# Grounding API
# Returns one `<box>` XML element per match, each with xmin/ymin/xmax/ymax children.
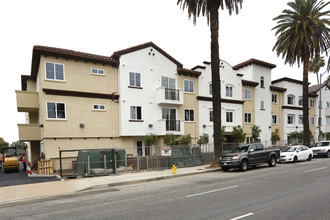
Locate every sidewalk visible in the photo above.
<box><xmin>0</xmin><ymin>165</ymin><xmax>220</xmax><ymax>205</ymax></box>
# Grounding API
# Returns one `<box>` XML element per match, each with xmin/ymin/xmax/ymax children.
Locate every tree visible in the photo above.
<box><xmin>180</xmin><ymin>134</ymin><xmax>192</xmax><ymax>145</ymax></box>
<box><xmin>177</xmin><ymin>0</ymin><xmax>243</xmax><ymax>160</ymax></box>
<box><xmin>10</xmin><ymin>141</ymin><xmax>26</xmax><ymax>149</ymax></box>
<box><xmin>144</xmin><ymin>134</ymin><xmax>157</xmax><ymax>146</ymax></box>
<box><xmin>271</xmin><ymin>128</ymin><xmax>281</xmax><ymax>146</ymax></box>
<box><xmin>221</xmin><ymin>126</ymin><xmax>227</xmax><ymax>143</ymax></box>
<box><xmin>197</xmin><ymin>133</ymin><xmax>209</xmax><ymax>145</ymax></box>
<box><xmin>0</xmin><ymin>137</ymin><xmax>9</xmax><ymax>151</ymax></box>
<box><xmin>309</xmin><ymin>55</ymin><xmax>325</xmax><ymax>84</ymax></box>
<box><xmin>272</xmin><ymin>0</ymin><xmax>330</xmax><ymax>147</ymax></box>
<box><xmin>251</xmin><ymin>125</ymin><xmax>261</xmax><ymax>143</ymax></box>
<box><xmin>231</xmin><ymin>126</ymin><xmax>246</xmax><ymax>143</ymax></box>
<box><xmin>163</xmin><ymin>133</ymin><xmax>176</xmax><ymax>146</ymax></box>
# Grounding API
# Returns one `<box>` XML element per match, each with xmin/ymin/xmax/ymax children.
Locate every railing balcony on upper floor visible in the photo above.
<box><xmin>157</xmin><ymin>87</ymin><xmax>183</xmax><ymax>105</ymax></box>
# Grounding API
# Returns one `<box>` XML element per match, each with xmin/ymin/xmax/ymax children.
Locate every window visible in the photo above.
<box><xmin>130</xmin><ymin>106</ymin><xmax>142</xmax><ymax>120</ymax></box>
<box><xmin>244</xmin><ymin>113</ymin><xmax>251</xmax><ymax>123</ymax></box>
<box><xmin>45</xmin><ymin>62</ymin><xmax>64</xmax><ymax>81</ymax></box>
<box><xmin>272</xmin><ymin>94</ymin><xmax>277</xmax><ymax>103</ymax></box>
<box><xmin>246</xmin><ymin>137</ymin><xmax>252</xmax><ymax>144</ymax></box>
<box><xmin>244</xmin><ymin>89</ymin><xmax>251</xmax><ymax>100</ymax></box>
<box><xmin>326</xmin><ymin>116</ymin><xmax>330</xmax><ymax>125</ymax></box>
<box><xmin>91</xmin><ymin>68</ymin><xmax>104</xmax><ymax>75</ymax></box>
<box><xmin>310</xmin><ymin>99</ymin><xmax>315</xmax><ymax>108</ymax></box>
<box><xmin>298</xmin><ymin>115</ymin><xmax>303</xmax><ymax>124</ymax></box>
<box><xmin>47</xmin><ymin>102</ymin><xmax>66</xmax><ymax>119</ymax></box>
<box><xmin>161</xmin><ymin>76</ymin><xmax>175</xmax><ymax>89</ymax></box>
<box><xmin>327</xmin><ymin>101</ymin><xmax>330</xmax><ymax>108</ymax></box>
<box><xmin>310</xmin><ymin>117</ymin><xmax>315</xmax><ymax>125</ymax></box>
<box><xmin>209</xmin><ymin>83</ymin><xmax>212</xmax><ymax>95</ymax></box>
<box><xmin>93</xmin><ymin>104</ymin><xmax>106</xmax><ymax>111</ymax></box>
<box><xmin>288</xmin><ymin>95</ymin><xmax>294</xmax><ymax>105</ymax></box>
<box><xmin>272</xmin><ymin>115</ymin><xmax>277</xmax><ymax>124</ymax></box>
<box><xmin>226</xmin><ymin>111</ymin><xmax>233</xmax><ymax>123</ymax></box>
<box><xmin>298</xmin><ymin>97</ymin><xmax>303</xmax><ymax>106</ymax></box>
<box><xmin>261</xmin><ymin>101</ymin><xmax>265</xmax><ymax>110</ymax></box>
<box><xmin>210</xmin><ymin>110</ymin><xmax>213</xmax><ymax>122</ymax></box>
<box><xmin>226</xmin><ymin>86</ymin><xmax>233</xmax><ymax>97</ymax></box>
<box><xmin>129</xmin><ymin>72</ymin><xmax>141</xmax><ymax>87</ymax></box>
<box><xmin>184</xmin><ymin>109</ymin><xmax>195</xmax><ymax>122</ymax></box>
<box><xmin>260</xmin><ymin>76</ymin><xmax>265</xmax><ymax>87</ymax></box>
<box><xmin>288</xmin><ymin>115</ymin><xmax>294</xmax><ymax>125</ymax></box>
<box><xmin>184</xmin><ymin>80</ymin><xmax>194</xmax><ymax>93</ymax></box>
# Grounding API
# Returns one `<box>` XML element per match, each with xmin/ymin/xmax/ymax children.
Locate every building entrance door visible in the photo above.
<box><xmin>137</xmin><ymin>141</ymin><xmax>143</xmax><ymax>156</ymax></box>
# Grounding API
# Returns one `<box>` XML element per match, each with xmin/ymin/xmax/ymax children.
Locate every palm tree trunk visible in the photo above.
<box><xmin>209</xmin><ymin>2</ymin><xmax>222</xmax><ymax>160</ymax></box>
<box><xmin>303</xmin><ymin>51</ymin><xmax>310</xmax><ymax>147</ymax></box>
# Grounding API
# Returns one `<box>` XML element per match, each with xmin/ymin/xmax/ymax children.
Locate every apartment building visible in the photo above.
<box><xmin>309</xmin><ymin>83</ymin><xmax>330</xmax><ymax>140</ymax></box>
<box><xmin>271</xmin><ymin>77</ymin><xmax>318</xmax><ymax>142</ymax></box>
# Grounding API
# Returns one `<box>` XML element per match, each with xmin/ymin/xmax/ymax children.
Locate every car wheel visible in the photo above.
<box><xmin>327</xmin><ymin>151</ymin><xmax>330</xmax><ymax>158</ymax></box>
<box><xmin>293</xmin><ymin>156</ymin><xmax>298</xmax><ymax>163</ymax></box>
<box><xmin>268</xmin><ymin>156</ymin><xmax>277</xmax><ymax>167</ymax></box>
<box><xmin>222</xmin><ymin>167</ymin><xmax>229</xmax><ymax>172</ymax></box>
<box><xmin>307</xmin><ymin>154</ymin><xmax>312</xmax><ymax>161</ymax></box>
<box><xmin>240</xmin><ymin>160</ymin><xmax>248</xmax><ymax>172</ymax></box>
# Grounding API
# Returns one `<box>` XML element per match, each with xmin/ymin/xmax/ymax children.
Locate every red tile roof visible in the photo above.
<box><xmin>177</xmin><ymin>68</ymin><xmax>201</xmax><ymax>78</ymax></box>
<box><xmin>233</xmin><ymin>58</ymin><xmax>276</xmax><ymax>70</ymax></box>
<box><xmin>111</xmin><ymin>42</ymin><xmax>183</xmax><ymax>68</ymax></box>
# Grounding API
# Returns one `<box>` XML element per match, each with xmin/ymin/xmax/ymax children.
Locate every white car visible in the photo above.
<box><xmin>312</xmin><ymin>141</ymin><xmax>330</xmax><ymax>158</ymax></box>
<box><xmin>278</xmin><ymin>145</ymin><xmax>313</xmax><ymax>163</ymax></box>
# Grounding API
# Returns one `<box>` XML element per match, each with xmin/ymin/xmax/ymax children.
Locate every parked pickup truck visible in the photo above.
<box><xmin>219</xmin><ymin>143</ymin><xmax>280</xmax><ymax>172</ymax></box>
<box><xmin>312</xmin><ymin>141</ymin><xmax>330</xmax><ymax>158</ymax></box>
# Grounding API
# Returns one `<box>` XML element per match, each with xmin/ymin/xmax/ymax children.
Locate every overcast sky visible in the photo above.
<box><xmin>1</xmin><ymin>0</ymin><xmax>328</xmax><ymax>144</ymax></box>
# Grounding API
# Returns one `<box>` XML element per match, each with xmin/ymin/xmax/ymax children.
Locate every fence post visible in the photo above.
<box><xmin>114</xmin><ymin>154</ymin><xmax>117</xmax><ymax>174</ymax></box>
<box><xmin>125</xmin><ymin>153</ymin><xmax>128</xmax><ymax>173</ymax></box>
<box><xmin>137</xmin><ymin>156</ymin><xmax>140</xmax><ymax>171</ymax></box>
<box><xmin>59</xmin><ymin>150</ymin><xmax>62</xmax><ymax>178</ymax></box>
<box><xmin>104</xmin><ymin>155</ymin><xmax>107</xmax><ymax>174</ymax></box>
<box><xmin>147</xmin><ymin>156</ymin><xmax>149</xmax><ymax>171</ymax></box>
<box><xmin>87</xmin><ymin>155</ymin><xmax>90</xmax><ymax>175</ymax></box>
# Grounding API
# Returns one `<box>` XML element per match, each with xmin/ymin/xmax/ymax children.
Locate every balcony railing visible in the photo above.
<box><xmin>165</xmin><ymin>88</ymin><xmax>179</xmax><ymax>101</ymax></box>
<box><xmin>16</xmin><ymin>90</ymin><xmax>39</xmax><ymax>112</ymax></box>
<box><xmin>166</xmin><ymin>120</ymin><xmax>181</xmax><ymax>131</ymax></box>
<box><xmin>17</xmin><ymin>124</ymin><xmax>41</xmax><ymax>141</ymax></box>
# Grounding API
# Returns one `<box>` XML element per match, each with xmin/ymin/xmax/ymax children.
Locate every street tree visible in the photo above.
<box><xmin>231</xmin><ymin>126</ymin><xmax>246</xmax><ymax>143</ymax></box>
<box><xmin>251</xmin><ymin>125</ymin><xmax>261</xmax><ymax>143</ymax></box>
<box><xmin>271</xmin><ymin>128</ymin><xmax>281</xmax><ymax>146</ymax></box>
<box><xmin>272</xmin><ymin>0</ymin><xmax>330</xmax><ymax>147</ymax></box>
<box><xmin>0</xmin><ymin>137</ymin><xmax>9</xmax><ymax>151</ymax></box>
<box><xmin>177</xmin><ymin>0</ymin><xmax>243</xmax><ymax>160</ymax></box>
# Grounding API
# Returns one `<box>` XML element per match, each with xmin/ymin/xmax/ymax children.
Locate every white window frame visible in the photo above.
<box><xmin>272</xmin><ymin>115</ymin><xmax>277</xmax><ymax>124</ymax></box>
<box><xmin>45</xmin><ymin>62</ymin><xmax>65</xmax><ymax>81</ymax></box>
<box><xmin>298</xmin><ymin>97</ymin><xmax>303</xmax><ymax>106</ymax></box>
<box><xmin>298</xmin><ymin>115</ymin><xmax>303</xmax><ymax>124</ymax></box>
<box><xmin>92</xmin><ymin>104</ymin><xmax>106</xmax><ymax>111</ymax></box>
<box><xmin>310</xmin><ymin>99</ymin><xmax>315</xmax><ymax>108</ymax></box>
<box><xmin>226</xmin><ymin>111</ymin><xmax>234</xmax><ymax>123</ymax></box>
<box><xmin>91</xmin><ymin>68</ymin><xmax>105</xmax><ymax>75</ymax></box>
<box><xmin>288</xmin><ymin>95</ymin><xmax>294</xmax><ymax>105</ymax></box>
<box><xmin>272</xmin><ymin>94</ymin><xmax>277</xmax><ymax>103</ymax></box>
<box><xmin>326</xmin><ymin>116</ymin><xmax>330</xmax><ymax>125</ymax></box>
<box><xmin>210</xmin><ymin>110</ymin><xmax>213</xmax><ymax>122</ymax></box>
<box><xmin>129</xmin><ymin>72</ymin><xmax>141</xmax><ymax>87</ymax></box>
<box><xmin>244</xmin><ymin>113</ymin><xmax>252</xmax><ymax>123</ymax></box>
<box><xmin>288</xmin><ymin>114</ymin><xmax>294</xmax><ymax>125</ymax></box>
<box><xmin>261</xmin><ymin>101</ymin><xmax>265</xmax><ymax>110</ymax></box>
<box><xmin>46</xmin><ymin>102</ymin><xmax>66</xmax><ymax>120</ymax></box>
<box><xmin>184</xmin><ymin>109</ymin><xmax>195</xmax><ymax>122</ymax></box>
<box><xmin>209</xmin><ymin>83</ymin><xmax>212</xmax><ymax>95</ymax></box>
<box><xmin>226</xmin><ymin>85</ymin><xmax>233</xmax><ymax>98</ymax></box>
<box><xmin>130</xmin><ymin>106</ymin><xmax>142</xmax><ymax>120</ymax></box>
<box><xmin>244</xmin><ymin>89</ymin><xmax>251</xmax><ymax>100</ymax></box>
<box><xmin>310</xmin><ymin>117</ymin><xmax>315</xmax><ymax>125</ymax></box>
<box><xmin>184</xmin><ymin>79</ymin><xmax>194</xmax><ymax>93</ymax></box>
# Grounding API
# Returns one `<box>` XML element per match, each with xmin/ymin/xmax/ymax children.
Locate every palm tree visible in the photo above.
<box><xmin>177</xmin><ymin>0</ymin><xmax>243</xmax><ymax>160</ymax></box>
<box><xmin>272</xmin><ymin>0</ymin><xmax>330</xmax><ymax>147</ymax></box>
<box><xmin>309</xmin><ymin>55</ymin><xmax>325</xmax><ymax>85</ymax></box>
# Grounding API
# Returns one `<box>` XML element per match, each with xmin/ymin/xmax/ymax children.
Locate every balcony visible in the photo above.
<box><xmin>16</xmin><ymin>91</ymin><xmax>39</xmax><ymax>112</ymax></box>
<box><xmin>18</xmin><ymin>124</ymin><xmax>41</xmax><ymax>141</ymax></box>
<box><xmin>156</xmin><ymin>119</ymin><xmax>184</xmax><ymax>135</ymax></box>
<box><xmin>157</xmin><ymin>87</ymin><xmax>183</xmax><ymax>105</ymax></box>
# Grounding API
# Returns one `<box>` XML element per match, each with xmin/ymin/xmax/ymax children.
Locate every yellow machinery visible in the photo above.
<box><xmin>2</xmin><ymin>147</ymin><xmax>19</xmax><ymax>173</ymax></box>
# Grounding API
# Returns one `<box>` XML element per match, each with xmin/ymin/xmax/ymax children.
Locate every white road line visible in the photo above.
<box><xmin>230</xmin><ymin>213</ymin><xmax>254</xmax><ymax>220</ymax></box>
<box><xmin>186</xmin><ymin>185</ymin><xmax>237</xmax><ymax>198</ymax></box>
<box><xmin>304</xmin><ymin>167</ymin><xmax>327</xmax><ymax>173</ymax></box>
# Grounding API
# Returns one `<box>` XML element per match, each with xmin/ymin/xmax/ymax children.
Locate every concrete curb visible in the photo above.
<box><xmin>82</xmin><ymin>168</ymin><xmax>221</xmax><ymax>191</ymax></box>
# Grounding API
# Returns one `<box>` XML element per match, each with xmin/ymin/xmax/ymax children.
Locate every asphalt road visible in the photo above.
<box><xmin>0</xmin><ymin>161</ymin><xmax>59</xmax><ymax>187</ymax></box>
<box><xmin>1</xmin><ymin>158</ymin><xmax>330</xmax><ymax>220</ymax></box>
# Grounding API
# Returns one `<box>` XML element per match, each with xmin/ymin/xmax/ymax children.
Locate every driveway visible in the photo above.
<box><xmin>0</xmin><ymin>161</ymin><xmax>59</xmax><ymax>187</ymax></box>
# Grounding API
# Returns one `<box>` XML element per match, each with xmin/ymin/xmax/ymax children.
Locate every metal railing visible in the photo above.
<box><xmin>166</xmin><ymin>120</ymin><xmax>180</xmax><ymax>131</ymax></box>
<box><xmin>165</xmin><ymin>88</ymin><xmax>179</xmax><ymax>101</ymax></box>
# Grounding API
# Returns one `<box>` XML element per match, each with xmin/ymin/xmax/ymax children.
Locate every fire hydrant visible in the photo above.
<box><xmin>172</xmin><ymin>165</ymin><xmax>177</xmax><ymax>174</ymax></box>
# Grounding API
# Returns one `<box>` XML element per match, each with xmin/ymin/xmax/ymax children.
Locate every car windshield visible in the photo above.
<box><xmin>231</xmin><ymin>145</ymin><xmax>249</xmax><ymax>153</ymax></box>
<box><xmin>282</xmin><ymin>147</ymin><xmax>296</xmax><ymax>152</ymax></box>
<box><xmin>314</xmin><ymin>142</ymin><xmax>330</xmax><ymax>147</ymax></box>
